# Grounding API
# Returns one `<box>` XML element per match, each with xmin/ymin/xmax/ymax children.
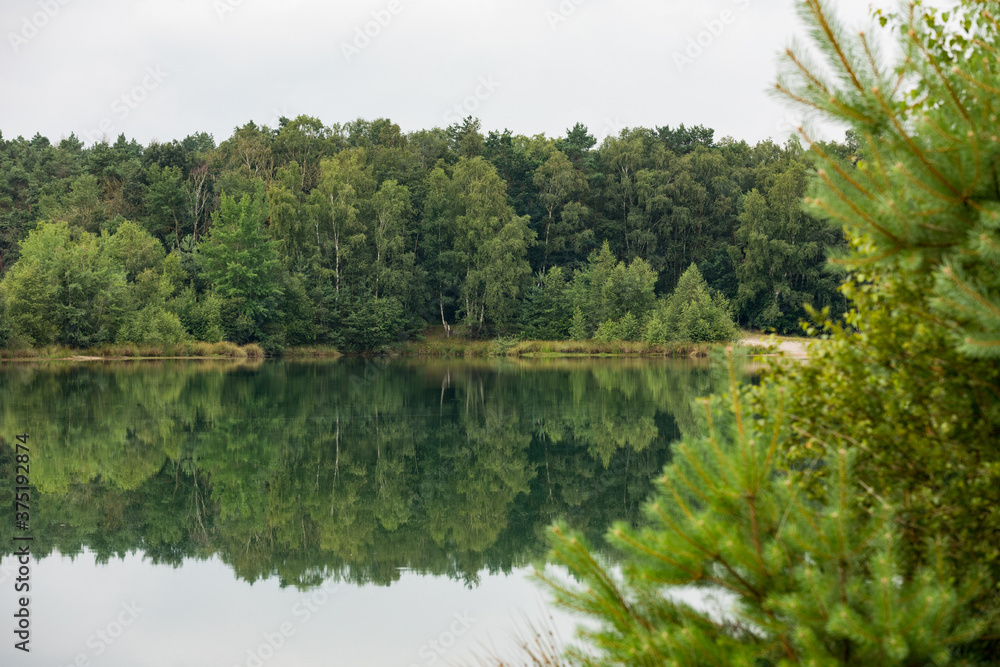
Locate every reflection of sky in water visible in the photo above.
<box><xmin>0</xmin><ymin>551</ymin><xmax>578</xmax><ymax>667</ymax></box>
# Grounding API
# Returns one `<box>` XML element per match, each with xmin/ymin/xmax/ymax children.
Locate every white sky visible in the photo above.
<box><xmin>0</xmin><ymin>0</ymin><xmax>889</xmax><ymax>146</ymax></box>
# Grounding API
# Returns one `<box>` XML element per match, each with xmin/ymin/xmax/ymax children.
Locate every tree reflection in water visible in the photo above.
<box><xmin>0</xmin><ymin>357</ymin><xmax>739</xmax><ymax>589</ymax></box>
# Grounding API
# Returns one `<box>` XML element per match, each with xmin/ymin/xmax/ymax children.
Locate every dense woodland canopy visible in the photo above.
<box><xmin>0</xmin><ymin>118</ymin><xmax>850</xmax><ymax>351</ymax></box>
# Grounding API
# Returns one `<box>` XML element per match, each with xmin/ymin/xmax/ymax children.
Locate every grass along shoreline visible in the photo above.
<box><xmin>0</xmin><ymin>331</ymin><xmax>796</xmax><ymax>361</ymax></box>
<box><xmin>0</xmin><ymin>341</ymin><xmax>268</xmax><ymax>361</ymax></box>
<box><xmin>396</xmin><ymin>337</ymin><xmax>745</xmax><ymax>358</ymax></box>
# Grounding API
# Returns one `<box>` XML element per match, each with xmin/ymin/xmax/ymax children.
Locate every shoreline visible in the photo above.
<box><xmin>0</xmin><ymin>333</ymin><xmax>805</xmax><ymax>362</ymax></box>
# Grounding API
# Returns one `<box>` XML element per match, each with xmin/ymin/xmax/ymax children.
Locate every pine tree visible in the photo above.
<box><xmin>777</xmin><ymin>0</ymin><xmax>1000</xmax><ymax>357</ymax></box>
<box><xmin>569</xmin><ymin>306</ymin><xmax>589</xmax><ymax>341</ymax></box>
<box><xmin>645</xmin><ymin>264</ymin><xmax>737</xmax><ymax>343</ymax></box>
<box><xmin>758</xmin><ymin>0</ymin><xmax>1000</xmax><ymax>626</ymax></box>
<box><xmin>520</xmin><ymin>266</ymin><xmax>572</xmax><ymax>340</ymax></box>
<box><xmin>536</xmin><ymin>358</ymin><xmax>988</xmax><ymax>665</ymax></box>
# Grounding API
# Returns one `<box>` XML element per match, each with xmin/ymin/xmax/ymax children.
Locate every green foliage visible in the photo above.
<box><xmin>310</xmin><ymin>147</ymin><xmax>374</xmax><ymax>297</ymax></box>
<box><xmin>336</xmin><ymin>295</ymin><xmax>407</xmax><ymax>353</ymax></box>
<box><xmin>538</xmin><ymin>369</ymin><xmax>988</xmax><ymax>665</ymax></box>
<box><xmin>779</xmin><ymin>0</ymin><xmax>1000</xmax><ymax>356</ymax></box>
<box><xmin>520</xmin><ymin>267</ymin><xmax>571</xmax><ymax>340</ymax></box>
<box><xmin>728</xmin><ymin>174</ymin><xmax>841</xmax><ymax>333</ymax></box>
<box><xmin>764</xmin><ymin>272</ymin><xmax>1000</xmax><ymax>576</ymax></box>
<box><xmin>199</xmin><ymin>183</ymin><xmax>282</xmax><ymax>344</ymax></box>
<box><xmin>102</xmin><ymin>220</ymin><xmax>166</xmax><ymax>281</ymax></box>
<box><xmin>144</xmin><ymin>164</ymin><xmax>189</xmax><ymax>248</ymax></box>
<box><xmin>450</xmin><ymin>157</ymin><xmax>536</xmax><ymax>334</ymax></box>
<box><xmin>617</xmin><ymin>311</ymin><xmax>641</xmax><ymax>341</ymax></box>
<box><xmin>533</xmin><ymin>149</ymin><xmax>592</xmax><ymax>271</ymax></box>
<box><xmin>274</xmin><ymin>271</ymin><xmax>317</xmax><ymax>347</ymax></box>
<box><xmin>0</xmin><ymin>108</ymin><xmax>851</xmax><ymax>352</ymax></box>
<box><xmin>763</xmin><ymin>0</ymin><xmax>1000</xmax><ymax>586</ymax></box>
<box><xmin>594</xmin><ymin>312</ymin><xmax>643</xmax><ymax>342</ymax></box>
<box><xmin>488</xmin><ymin>335</ymin><xmax>519</xmax><ymax>357</ymax></box>
<box><xmin>172</xmin><ymin>287</ymin><xmax>224</xmax><ymax>343</ymax></box>
<box><xmin>0</xmin><ymin>294</ymin><xmax>7</xmax><ymax>348</ymax></box>
<box><xmin>644</xmin><ymin>264</ymin><xmax>737</xmax><ymax>343</ymax></box>
<box><xmin>641</xmin><ymin>308</ymin><xmax>671</xmax><ymax>345</ymax></box>
<box><xmin>569</xmin><ymin>242</ymin><xmax>659</xmax><ymax>338</ymax></box>
<box><xmin>568</xmin><ymin>306</ymin><xmax>589</xmax><ymax>341</ymax></box>
<box><xmin>116</xmin><ymin>305</ymin><xmax>189</xmax><ymax>345</ymax></box>
<box><xmin>0</xmin><ymin>258</ymin><xmax>56</xmax><ymax>347</ymax></box>
<box><xmin>0</xmin><ymin>221</ymin><xmax>129</xmax><ymax>347</ymax></box>
<box><xmin>368</xmin><ymin>179</ymin><xmax>416</xmax><ymax>301</ymax></box>
<box><xmin>591</xmin><ymin>318</ymin><xmax>620</xmax><ymax>342</ymax></box>
<box><xmin>731</xmin><ymin>263</ymin><xmax>1000</xmax><ymax>658</ymax></box>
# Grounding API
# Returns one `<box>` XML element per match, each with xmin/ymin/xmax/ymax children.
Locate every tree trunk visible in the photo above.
<box><xmin>440</xmin><ymin>298</ymin><xmax>451</xmax><ymax>338</ymax></box>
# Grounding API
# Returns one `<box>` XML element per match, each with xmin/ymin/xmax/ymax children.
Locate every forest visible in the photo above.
<box><xmin>4</xmin><ymin>0</ymin><xmax>1000</xmax><ymax>663</ymax></box>
<box><xmin>0</xmin><ymin>117</ymin><xmax>850</xmax><ymax>352</ymax></box>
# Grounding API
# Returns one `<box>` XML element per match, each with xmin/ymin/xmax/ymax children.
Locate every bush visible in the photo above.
<box><xmin>242</xmin><ymin>343</ymin><xmax>266</xmax><ymax>359</ymax></box>
<box><xmin>116</xmin><ymin>306</ymin><xmax>189</xmax><ymax>345</ymax></box>
<box><xmin>617</xmin><ymin>311</ymin><xmax>641</xmax><ymax>341</ymax></box>
<box><xmin>488</xmin><ymin>336</ymin><xmax>519</xmax><ymax>357</ymax></box>
<box><xmin>336</xmin><ymin>295</ymin><xmax>407</xmax><ymax>353</ymax></box>
<box><xmin>591</xmin><ymin>318</ymin><xmax>620</xmax><ymax>342</ymax></box>
<box><xmin>173</xmin><ymin>287</ymin><xmax>225</xmax><ymax>343</ymax></box>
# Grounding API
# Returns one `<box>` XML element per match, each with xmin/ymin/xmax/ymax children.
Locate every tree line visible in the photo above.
<box><xmin>0</xmin><ymin>117</ymin><xmax>850</xmax><ymax>351</ymax></box>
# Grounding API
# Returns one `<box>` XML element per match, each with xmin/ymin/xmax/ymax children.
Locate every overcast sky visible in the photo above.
<box><xmin>0</xmin><ymin>0</ymin><xmax>884</xmax><ymax>147</ymax></box>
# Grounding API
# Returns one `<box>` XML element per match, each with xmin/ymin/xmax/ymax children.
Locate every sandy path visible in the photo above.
<box><xmin>742</xmin><ymin>335</ymin><xmax>810</xmax><ymax>358</ymax></box>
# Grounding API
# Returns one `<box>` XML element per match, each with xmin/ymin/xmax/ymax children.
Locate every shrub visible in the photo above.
<box><xmin>591</xmin><ymin>318</ymin><xmax>620</xmax><ymax>342</ymax></box>
<box><xmin>116</xmin><ymin>306</ymin><xmax>189</xmax><ymax>345</ymax></box>
<box><xmin>173</xmin><ymin>287</ymin><xmax>225</xmax><ymax>343</ymax></box>
<box><xmin>242</xmin><ymin>343</ymin><xmax>266</xmax><ymax>359</ymax></box>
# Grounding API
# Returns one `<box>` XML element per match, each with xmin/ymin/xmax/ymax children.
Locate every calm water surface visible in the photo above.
<box><xmin>0</xmin><ymin>358</ymin><xmax>733</xmax><ymax>667</ymax></box>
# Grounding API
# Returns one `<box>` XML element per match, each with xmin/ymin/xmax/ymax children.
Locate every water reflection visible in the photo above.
<box><xmin>0</xmin><ymin>358</ymin><xmax>735</xmax><ymax>590</ymax></box>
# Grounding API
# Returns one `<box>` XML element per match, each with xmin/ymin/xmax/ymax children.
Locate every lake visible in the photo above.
<box><xmin>0</xmin><ymin>358</ymin><xmax>734</xmax><ymax>666</ymax></box>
